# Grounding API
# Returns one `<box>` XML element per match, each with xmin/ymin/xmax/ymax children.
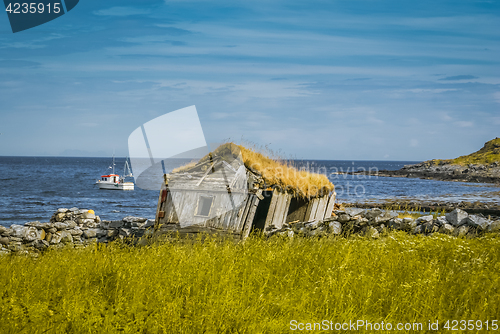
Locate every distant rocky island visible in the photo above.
<box><xmin>350</xmin><ymin>138</ymin><xmax>500</xmax><ymax>184</ymax></box>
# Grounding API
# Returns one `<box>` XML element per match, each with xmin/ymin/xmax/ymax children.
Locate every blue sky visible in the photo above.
<box><xmin>0</xmin><ymin>0</ymin><xmax>499</xmax><ymax>160</ymax></box>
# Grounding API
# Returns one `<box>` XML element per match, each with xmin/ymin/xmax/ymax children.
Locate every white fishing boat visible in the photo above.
<box><xmin>96</xmin><ymin>156</ymin><xmax>134</xmax><ymax>190</ymax></box>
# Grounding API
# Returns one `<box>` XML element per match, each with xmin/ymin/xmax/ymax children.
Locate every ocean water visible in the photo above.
<box><xmin>0</xmin><ymin>157</ymin><xmax>499</xmax><ymax>227</ymax></box>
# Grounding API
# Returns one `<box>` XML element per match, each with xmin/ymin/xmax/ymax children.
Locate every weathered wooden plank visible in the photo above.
<box><xmin>242</xmin><ymin>195</ymin><xmax>259</xmax><ymax>239</ymax></box>
<box><xmin>314</xmin><ymin>195</ymin><xmax>328</xmax><ymax>220</ymax></box>
<box><xmin>274</xmin><ymin>193</ymin><xmax>291</xmax><ymax>229</ymax></box>
<box><xmin>154</xmin><ymin>186</ymin><xmax>165</xmax><ymax>228</ymax></box>
<box><xmin>166</xmin><ymin>191</ymin><xmax>179</xmax><ymax>223</ymax></box>
<box><xmin>324</xmin><ymin>192</ymin><xmax>336</xmax><ymax>219</ymax></box>
<box><xmin>195</xmin><ymin>161</ymin><xmax>217</xmax><ymax>186</ymax></box>
<box><xmin>236</xmin><ymin>195</ymin><xmax>253</xmax><ymax>233</ymax></box>
<box><xmin>263</xmin><ymin>188</ymin><xmax>279</xmax><ymax>230</ymax></box>
<box><xmin>304</xmin><ymin>198</ymin><xmax>319</xmax><ymax>221</ymax></box>
<box><xmin>229</xmin><ymin>205</ymin><xmax>240</xmax><ymax>231</ymax></box>
<box><xmin>283</xmin><ymin>193</ymin><xmax>292</xmax><ymax>222</ymax></box>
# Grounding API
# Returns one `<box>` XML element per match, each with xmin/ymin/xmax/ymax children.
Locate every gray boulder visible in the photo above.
<box><xmin>83</xmin><ymin>229</ymin><xmax>98</xmax><ymax>239</ymax></box>
<box><xmin>109</xmin><ymin>221</ymin><xmax>124</xmax><ymax>229</ymax></box>
<box><xmin>305</xmin><ymin>220</ymin><xmax>322</xmax><ymax>230</ymax></box>
<box><xmin>439</xmin><ymin>224</ymin><xmax>455</xmax><ymax>234</ymax></box>
<box><xmin>25</xmin><ymin>221</ymin><xmax>44</xmax><ymax>228</ymax></box>
<box><xmin>34</xmin><ymin>239</ymin><xmax>49</xmax><ymax>250</ymax></box>
<box><xmin>423</xmin><ymin>222</ymin><xmax>438</xmax><ymax>234</ymax></box>
<box><xmin>465</xmin><ymin>215</ymin><xmax>491</xmax><ymax>230</ymax></box>
<box><xmin>364</xmin><ymin>208</ymin><xmax>383</xmax><ymax>220</ymax></box>
<box><xmin>0</xmin><ymin>236</ymin><xmax>9</xmax><ymax>246</ymax></box>
<box><xmin>119</xmin><ymin>228</ymin><xmax>132</xmax><ymax>237</ymax></box>
<box><xmin>434</xmin><ymin>216</ymin><xmax>447</xmax><ymax>227</ymax></box>
<box><xmin>10</xmin><ymin>224</ymin><xmax>27</xmax><ymax>238</ymax></box>
<box><xmin>363</xmin><ymin>226</ymin><xmax>379</xmax><ymax>238</ymax></box>
<box><xmin>488</xmin><ymin>220</ymin><xmax>500</xmax><ymax>232</ymax></box>
<box><xmin>402</xmin><ymin>218</ymin><xmax>417</xmax><ymax>231</ymax></box>
<box><xmin>142</xmin><ymin>219</ymin><xmax>155</xmax><ymax>229</ymax></box>
<box><xmin>96</xmin><ymin>229</ymin><xmax>108</xmax><ymax>238</ymax></box>
<box><xmin>373</xmin><ymin>213</ymin><xmax>392</xmax><ymax>225</ymax></box>
<box><xmin>82</xmin><ymin>211</ymin><xmax>96</xmax><ymax>220</ymax></box>
<box><xmin>54</xmin><ymin>222</ymin><xmax>69</xmax><ymax>230</ymax></box>
<box><xmin>328</xmin><ymin>221</ymin><xmax>342</xmax><ymax>235</ymax></box>
<box><xmin>446</xmin><ymin>209</ymin><xmax>469</xmax><ymax>227</ymax></box>
<box><xmin>69</xmin><ymin>228</ymin><xmax>83</xmax><ymax>236</ymax></box>
<box><xmin>387</xmin><ymin>218</ymin><xmax>402</xmax><ymax>230</ymax></box>
<box><xmin>454</xmin><ymin>225</ymin><xmax>469</xmax><ymax>237</ymax></box>
<box><xmin>65</xmin><ymin>220</ymin><xmax>77</xmax><ymax>229</ymax></box>
<box><xmin>344</xmin><ymin>208</ymin><xmax>365</xmax><ymax>217</ymax></box>
<box><xmin>337</xmin><ymin>214</ymin><xmax>351</xmax><ymax>223</ymax></box>
<box><xmin>416</xmin><ymin>215</ymin><xmax>434</xmax><ymax>224</ymax></box>
<box><xmin>122</xmin><ymin>216</ymin><xmax>147</xmax><ymax>224</ymax></box>
<box><xmin>413</xmin><ymin>225</ymin><xmax>423</xmax><ymax>234</ymax></box>
<box><xmin>49</xmin><ymin>232</ymin><xmax>63</xmax><ymax>244</ymax></box>
<box><xmin>60</xmin><ymin>231</ymin><xmax>73</xmax><ymax>243</ymax></box>
<box><xmin>23</xmin><ymin>226</ymin><xmax>44</xmax><ymax>242</ymax></box>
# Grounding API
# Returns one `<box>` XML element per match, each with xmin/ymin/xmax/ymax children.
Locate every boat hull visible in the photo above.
<box><xmin>97</xmin><ymin>182</ymin><xmax>134</xmax><ymax>190</ymax></box>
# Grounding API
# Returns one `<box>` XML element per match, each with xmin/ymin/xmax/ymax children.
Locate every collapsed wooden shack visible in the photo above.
<box><xmin>154</xmin><ymin>144</ymin><xmax>336</xmax><ymax>239</ymax></box>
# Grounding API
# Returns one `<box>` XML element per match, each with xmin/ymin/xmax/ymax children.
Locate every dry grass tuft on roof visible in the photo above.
<box><xmin>172</xmin><ymin>143</ymin><xmax>334</xmax><ymax>198</ymax></box>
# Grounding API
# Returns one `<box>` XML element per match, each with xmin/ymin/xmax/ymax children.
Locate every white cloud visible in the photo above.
<box><xmin>455</xmin><ymin>121</ymin><xmax>474</xmax><ymax>128</ymax></box>
<box><xmin>410</xmin><ymin>139</ymin><xmax>419</xmax><ymax>147</ymax></box>
<box><xmin>440</xmin><ymin>113</ymin><xmax>453</xmax><ymax>121</ymax></box>
<box><xmin>93</xmin><ymin>7</ymin><xmax>151</xmax><ymax>16</ymax></box>
<box><xmin>494</xmin><ymin>92</ymin><xmax>500</xmax><ymax>104</ymax></box>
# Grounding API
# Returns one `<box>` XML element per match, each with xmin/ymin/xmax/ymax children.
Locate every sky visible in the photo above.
<box><xmin>0</xmin><ymin>0</ymin><xmax>499</xmax><ymax>160</ymax></box>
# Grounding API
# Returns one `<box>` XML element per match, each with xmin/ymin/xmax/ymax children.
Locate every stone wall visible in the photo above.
<box><xmin>265</xmin><ymin>208</ymin><xmax>500</xmax><ymax>239</ymax></box>
<box><xmin>2</xmin><ymin>206</ymin><xmax>499</xmax><ymax>255</ymax></box>
<box><xmin>0</xmin><ymin>208</ymin><xmax>154</xmax><ymax>255</ymax></box>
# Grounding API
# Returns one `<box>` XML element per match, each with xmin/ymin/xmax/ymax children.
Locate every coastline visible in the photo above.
<box><xmin>344</xmin><ymin>162</ymin><xmax>500</xmax><ymax>184</ymax></box>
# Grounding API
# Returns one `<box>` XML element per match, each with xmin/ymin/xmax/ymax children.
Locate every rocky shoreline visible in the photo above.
<box><xmin>347</xmin><ymin>161</ymin><xmax>500</xmax><ymax>184</ymax></box>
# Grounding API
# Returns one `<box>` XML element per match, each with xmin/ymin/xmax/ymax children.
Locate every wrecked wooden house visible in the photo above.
<box><xmin>154</xmin><ymin>144</ymin><xmax>336</xmax><ymax>239</ymax></box>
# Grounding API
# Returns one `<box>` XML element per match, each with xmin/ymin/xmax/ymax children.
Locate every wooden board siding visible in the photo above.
<box><xmin>272</xmin><ymin>193</ymin><xmax>288</xmax><ymax>229</ymax></box>
<box><xmin>324</xmin><ymin>192</ymin><xmax>336</xmax><ymax>219</ymax></box>
<box><xmin>314</xmin><ymin>195</ymin><xmax>328</xmax><ymax>220</ymax></box>
<box><xmin>263</xmin><ymin>188</ymin><xmax>279</xmax><ymax>230</ymax></box>
<box><xmin>236</xmin><ymin>195</ymin><xmax>253</xmax><ymax>232</ymax></box>
<box><xmin>154</xmin><ymin>187</ymin><xmax>165</xmax><ymax>228</ymax></box>
<box><xmin>304</xmin><ymin>198</ymin><xmax>319</xmax><ymax>222</ymax></box>
<box><xmin>242</xmin><ymin>195</ymin><xmax>259</xmax><ymax>239</ymax></box>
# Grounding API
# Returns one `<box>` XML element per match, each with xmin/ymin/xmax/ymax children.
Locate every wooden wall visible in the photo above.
<box><xmin>155</xmin><ymin>184</ymin><xmax>336</xmax><ymax>239</ymax></box>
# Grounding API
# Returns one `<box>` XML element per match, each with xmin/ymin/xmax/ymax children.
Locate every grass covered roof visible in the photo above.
<box><xmin>172</xmin><ymin>143</ymin><xmax>334</xmax><ymax>198</ymax></box>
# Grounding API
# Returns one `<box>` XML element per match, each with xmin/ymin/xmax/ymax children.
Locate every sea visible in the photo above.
<box><xmin>1</xmin><ymin>157</ymin><xmax>499</xmax><ymax>227</ymax></box>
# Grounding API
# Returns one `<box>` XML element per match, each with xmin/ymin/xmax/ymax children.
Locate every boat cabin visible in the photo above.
<box><xmin>101</xmin><ymin>174</ymin><xmax>119</xmax><ymax>183</ymax></box>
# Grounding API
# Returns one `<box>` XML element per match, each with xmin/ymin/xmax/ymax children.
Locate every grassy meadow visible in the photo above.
<box><xmin>1</xmin><ymin>232</ymin><xmax>499</xmax><ymax>333</ymax></box>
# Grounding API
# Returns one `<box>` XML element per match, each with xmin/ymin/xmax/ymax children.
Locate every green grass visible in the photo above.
<box><xmin>1</xmin><ymin>233</ymin><xmax>499</xmax><ymax>333</ymax></box>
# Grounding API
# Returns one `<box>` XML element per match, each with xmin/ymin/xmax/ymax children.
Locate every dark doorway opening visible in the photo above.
<box><xmin>286</xmin><ymin>196</ymin><xmax>309</xmax><ymax>223</ymax></box>
<box><xmin>251</xmin><ymin>191</ymin><xmax>273</xmax><ymax>231</ymax></box>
